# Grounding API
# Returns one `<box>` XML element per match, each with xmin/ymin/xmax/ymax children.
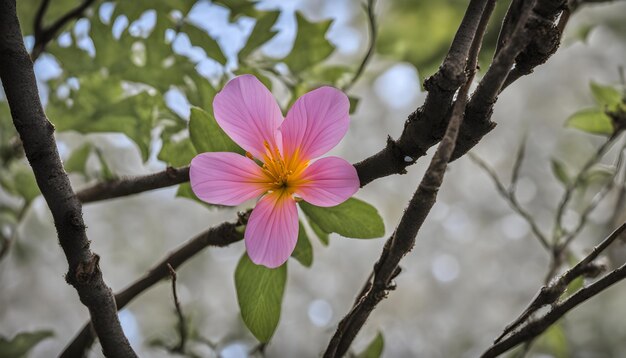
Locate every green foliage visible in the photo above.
<box><xmin>0</xmin><ymin>162</ymin><xmax>40</xmax><ymax>204</ymax></box>
<box><xmin>565</xmin><ymin>81</ymin><xmax>625</xmax><ymax>136</ymax></box>
<box><xmin>235</xmin><ymin>253</ymin><xmax>287</xmax><ymax>342</ymax></box>
<box><xmin>238</xmin><ymin>10</ymin><xmax>280</xmax><ymax>61</ymax></box>
<box><xmin>590</xmin><ymin>81</ymin><xmax>623</xmax><ymax>111</ymax></box>
<box><xmin>534</xmin><ymin>323</ymin><xmax>569</xmax><ymax>358</ymax></box>
<box><xmin>284</xmin><ymin>12</ymin><xmax>335</xmax><ymax>73</ymax></box>
<box><xmin>214</xmin><ymin>0</ymin><xmax>259</xmax><ymax>21</ymax></box>
<box><xmin>0</xmin><ymin>330</ymin><xmax>53</xmax><ymax>358</ymax></box>
<box><xmin>291</xmin><ymin>221</ymin><xmax>313</xmax><ymax>267</ymax></box>
<box><xmin>181</xmin><ymin>21</ymin><xmax>227</xmax><ymax>65</ymax></box>
<box><xmin>356</xmin><ymin>332</ymin><xmax>384</xmax><ymax>358</ymax></box>
<box><xmin>376</xmin><ymin>0</ymin><xmax>506</xmax><ymax>78</ymax></box>
<box><xmin>308</xmin><ymin>219</ymin><xmax>330</xmax><ymax>246</ymax></box>
<box><xmin>64</xmin><ymin>143</ymin><xmax>92</xmax><ymax>174</ymax></box>
<box><xmin>189</xmin><ymin>107</ymin><xmax>244</xmax><ymax>155</ymax></box>
<box><xmin>158</xmin><ymin>138</ymin><xmax>196</xmax><ymax>168</ymax></box>
<box><xmin>550</xmin><ymin>158</ymin><xmax>570</xmax><ymax>186</ymax></box>
<box><xmin>565</xmin><ymin>108</ymin><xmax>614</xmax><ymax>136</ymax></box>
<box><xmin>300</xmin><ymin>198</ymin><xmax>385</xmax><ymax>239</ymax></box>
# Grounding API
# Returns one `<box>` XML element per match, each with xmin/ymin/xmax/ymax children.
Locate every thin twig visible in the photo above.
<box><xmin>33</xmin><ymin>0</ymin><xmax>51</xmax><ymax>38</ymax></box>
<box><xmin>469</xmin><ymin>153</ymin><xmax>550</xmax><ymax>249</ymax></box>
<box><xmin>554</xmin><ymin>137</ymin><xmax>617</xmax><ymax>245</ymax></box>
<box><xmin>31</xmin><ymin>0</ymin><xmax>98</xmax><ymax>61</ymax></box>
<box><xmin>60</xmin><ymin>212</ymin><xmax>248</xmax><ymax>357</ymax></box>
<box><xmin>490</xmin><ymin>222</ymin><xmax>626</xmax><ymax>350</ymax></box>
<box><xmin>562</xmin><ymin>143</ymin><xmax>626</xmax><ymax>247</ymax></box>
<box><xmin>167</xmin><ymin>263</ymin><xmax>187</xmax><ymax>353</ymax></box>
<box><xmin>489</xmin><ymin>260</ymin><xmax>626</xmax><ymax>357</ymax></box>
<box><xmin>342</xmin><ymin>0</ymin><xmax>377</xmax><ymax>92</ymax></box>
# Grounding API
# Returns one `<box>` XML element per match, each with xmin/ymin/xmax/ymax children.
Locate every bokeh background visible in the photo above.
<box><xmin>2</xmin><ymin>0</ymin><xmax>626</xmax><ymax>357</ymax></box>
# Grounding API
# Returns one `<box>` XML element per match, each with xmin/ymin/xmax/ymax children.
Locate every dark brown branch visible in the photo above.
<box><xmin>33</xmin><ymin>0</ymin><xmax>51</xmax><ymax>38</ymax></box>
<box><xmin>491</xmin><ymin>221</ymin><xmax>626</xmax><ymax>348</ymax></box>
<box><xmin>60</xmin><ymin>212</ymin><xmax>247</xmax><ymax>357</ymax></box>
<box><xmin>323</xmin><ymin>3</ymin><xmax>495</xmax><ymax>356</ymax></box>
<box><xmin>77</xmin><ymin>166</ymin><xmax>190</xmax><ymax>203</ymax></box>
<box><xmin>31</xmin><ymin>0</ymin><xmax>98</xmax><ymax>61</ymax></box>
<box><xmin>482</xmin><ymin>222</ymin><xmax>626</xmax><ymax>358</ymax></box>
<box><xmin>0</xmin><ymin>1</ymin><xmax>135</xmax><ymax>357</ymax></box>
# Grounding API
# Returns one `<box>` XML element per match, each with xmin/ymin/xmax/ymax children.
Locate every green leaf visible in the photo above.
<box><xmin>175</xmin><ymin>182</ymin><xmax>224</xmax><ymax>209</ymax></box>
<box><xmin>235</xmin><ymin>253</ymin><xmax>287</xmax><ymax>343</ymax></box>
<box><xmin>239</xmin><ymin>11</ymin><xmax>280</xmax><ymax>60</ymax></box>
<box><xmin>0</xmin><ymin>330</ymin><xmax>53</xmax><ymax>358</ymax></box>
<box><xmin>234</xmin><ymin>67</ymin><xmax>273</xmax><ymax>90</ymax></box>
<box><xmin>213</xmin><ymin>0</ymin><xmax>259</xmax><ymax>21</ymax></box>
<box><xmin>308</xmin><ymin>219</ymin><xmax>329</xmax><ymax>246</ymax></box>
<box><xmin>65</xmin><ymin>144</ymin><xmax>92</xmax><ymax>174</ymax></box>
<box><xmin>284</xmin><ymin>12</ymin><xmax>335</xmax><ymax>73</ymax></box>
<box><xmin>565</xmin><ymin>108</ymin><xmax>614</xmax><ymax>136</ymax></box>
<box><xmin>182</xmin><ymin>22</ymin><xmax>227</xmax><ymax>65</ymax></box>
<box><xmin>550</xmin><ymin>159</ymin><xmax>570</xmax><ymax>186</ymax></box>
<box><xmin>356</xmin><ymin>332</ymin><xmax>384</xmax><ymax>358</ymax></box>
<box><xmin>94</xmin><ymin>149</ymin><xmax>116</xmax><ymax>181</ymax></box>
<box><xmin>300</xmin><ymin>198</ymin><xmax>385</xmax><ymax>239</ymax></box>
<box><xmin>158</xmin><ymin>137</ymin><xmax>196</xmax><ymax>167</ymax></box>
<box><xmin>590</xmin><ymin>81</ymin><xmax>623</xmax><ymax>111</ymax></box>
<box><xmin>189</xmin><ymin>107</ymin><xmax>244</xmax><ymax>154</ymax></box>
<box><xmin>291</xmin><ymin>221</ymin><xmax>313</xmax><ymax>267</ymax></box>
<box><xmin>535</xmin><ymin>323</ymin><xmax>568</xmax><ymax>358</ymax></box>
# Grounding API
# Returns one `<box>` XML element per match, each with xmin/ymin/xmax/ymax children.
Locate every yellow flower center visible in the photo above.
<box><xmin>258</xmin><ymin>141</ymin><xmax>309</xmax><ymax>195</ymax></box>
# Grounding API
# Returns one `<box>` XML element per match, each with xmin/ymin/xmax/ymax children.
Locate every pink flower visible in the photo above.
<box><xmin>190</xmin><ymin>75</ymin><xmax>360</xmax><ymax>268</ymax></box>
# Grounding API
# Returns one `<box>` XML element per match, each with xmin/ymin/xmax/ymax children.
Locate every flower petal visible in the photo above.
<box><xmin>245</xmin><ymin>192</ymin><xmax>299</xmax><ymax>268</ymax></box>
<box><xmin>190</xmin><ymin>152</ymin><xmax>270</xmax><ymax>206</ymax></box>
<box><xmin>213</xmin><ymin>75</ymin><xmax>283</xmax><ymax>159</ymax></box>
<box><xmin>295</xmin><ymin>156</ymin><xmax>359</xmax><ymax>207</ymax></box>
<box><xmin>281</xmin><ymin>86</ymin><xmax>350</xmax><ymax>161</ymax></box>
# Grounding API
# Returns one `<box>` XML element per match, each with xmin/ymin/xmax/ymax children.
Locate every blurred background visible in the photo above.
<box><xmin>2</xmin><ymin>0</ymin><xmax>626</xmax><ymax>357</ymax></box>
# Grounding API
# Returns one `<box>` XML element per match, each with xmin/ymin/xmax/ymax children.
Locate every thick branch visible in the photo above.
<box><xmin>0</xmin><ymin>1</ymin><xmax>135</xmax><ymax>357</ymax></box>
<box><xmin>77</xmin><ymin>166</ymin><xmax>190</xmax><ymax>203</ymax></box>
<box><xmin>60</xmin><ymin>213</ymin><xmax>247</xmax><ymax>357</ymax></box>
<box><xmin>323</xmin><ymin>3</ymin><xmax>495</xmax><ymax>356</ymax></box>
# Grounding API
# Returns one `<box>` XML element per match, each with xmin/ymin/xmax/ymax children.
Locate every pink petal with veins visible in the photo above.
<box><xmin>245</xmin><ymin>192</ymin><xmax>299</xmax><ymax>268</ymax></box>
<box><xmin>190</xmin><ymin>152</ymin><xmax>269</xmax><ymax>206</ymax></box>
<box><xmin>295</xmin><ymin>156</ymin><xmax>359</xmax><ymax>207</ymax></box>
<box><xmin>213</xmin><ymin>75</ymin><xmax>283</xmax><ymax>159</ymax></box>
<box><xmin>281</xmin><ymin>86</ymin><xmax>350</xmax><ymax>161</ymax></box>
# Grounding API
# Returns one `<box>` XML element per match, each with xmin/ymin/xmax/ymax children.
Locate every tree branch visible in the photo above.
<box><xmin>0</xmin><ymin>1</ymin><xmax>135</xmax><ymax>357</ymax></box>
<box><xmin>482</xmin><ymin>222</ymin><xmax>626</xmax><ymax>357</ymax></box>
<box><xmin>60</xmin><ymin>212</ymin><xmax>247</xmax><ymax>357</ymax></box>
<box><xmin>342</xmin><ymin>0</ymin><xmax>377</xmax><ymax>92</ymax></box>
<box><xmin>167</xmin><ymin>263</ymin><xmax>188</xmax><ymax>354</ymax></box>
<box><xmin>77</xmin><ymin>166</ymin><xmax>190</xmax><ymax>203</ymax></box>
<box><xmin>323</xmin><ymin>2</ymin><xmax>496</xmax><ymax>356</ymax></box>
<box><xmin>31</xmin><ymin>0</ymin><xmax>98</xmax><ymax>61</ymax></box>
